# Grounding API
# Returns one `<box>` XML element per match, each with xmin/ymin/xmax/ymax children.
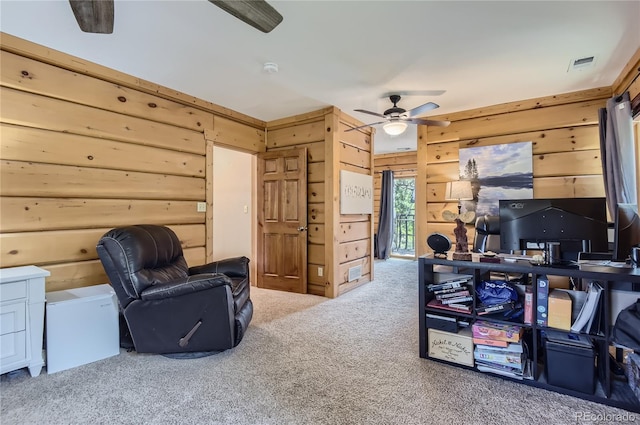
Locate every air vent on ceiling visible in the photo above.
<box><xmin>568</xmin><ymin>56</ymin><xmax>597</xmax><ymax>72</ymax></box>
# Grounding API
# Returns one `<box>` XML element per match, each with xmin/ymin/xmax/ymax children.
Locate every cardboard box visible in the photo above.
<box><xmin>536</xmin><ymin>275</ymin><xmax>550</xmax><ymax>326</ymax></box>
<box><xmin>472</xmin><ymin>320</ymin><xmax>523</xmax><ymax>343</ymax></box>
<box><xmin>428</xmin><ymin>327</ymin><xmax>474</xmax><ymax>367</ymax></box>
<box><xmin>548</xmin><ymin>290</ymin><xmax>572</xmax><ymax>331</ymax></box>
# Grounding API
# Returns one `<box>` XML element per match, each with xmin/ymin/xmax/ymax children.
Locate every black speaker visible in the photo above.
<box><xmin>427</xmin><ymin>233</ymin><xmax>451</xmax><ymax>256</ymax></box>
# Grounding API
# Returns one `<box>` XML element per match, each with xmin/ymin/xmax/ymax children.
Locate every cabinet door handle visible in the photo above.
<box><xmin>297</xmin><ymin>226</ymin><xmax>308</xmax><ymax>232</ymax></box>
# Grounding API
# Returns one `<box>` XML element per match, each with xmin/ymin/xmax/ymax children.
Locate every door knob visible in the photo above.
<box><xmin>298</xmin><ymin>226</ymin><xmax>308</xmax><ymax>232</ymax></box>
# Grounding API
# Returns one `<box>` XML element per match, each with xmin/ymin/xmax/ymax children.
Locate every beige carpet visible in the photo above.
<box><xmin>0</xmin><ymin>259</ymin><xmax>634</xmax><ymax>424</ymax></box>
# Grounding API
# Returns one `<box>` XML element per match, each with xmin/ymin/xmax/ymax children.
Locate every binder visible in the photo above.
<box><xmin>570</xmin><ymin>282</ymin><xmax>603</xmax><ymax>333</ymax></box>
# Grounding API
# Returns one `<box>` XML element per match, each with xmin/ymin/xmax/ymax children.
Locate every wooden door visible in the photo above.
<box><xmin>257</xmin><ymin>148</ymin><xmax>307</xmax><ymax>293</ymax></box>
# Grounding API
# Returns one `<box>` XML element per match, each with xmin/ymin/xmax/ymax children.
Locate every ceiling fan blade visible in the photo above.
<box><xmin>354</xmin><ymin>109</ymin><xmax>387</xmax><ymax>119</ymax></box>
<box><xmin>407</xmin><ymin>102</ymin><xmax>440</xmax><ymax>117</ymax></box>
<box><xmin>209</xmin><ymin>0</ymin><xmax>283</xmax><ymax>33</ymax></box>
<box><xmin>345</xmin><ymin>121</ymin><xmax>386</xmax><ymax>132</ymax></box>
<box><xmin>405</xmin><ymin>117</ymin><xmax>451</xmax><ymax>127</ymax></box>
<box><xmin>69</xmin><ymin>0</ymin><xmax>114</xmax><ymax>34</ymax></box>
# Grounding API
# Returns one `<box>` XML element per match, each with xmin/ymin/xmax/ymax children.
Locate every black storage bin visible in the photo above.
<box><xmin>545</xmin><ymin>339</ymin><xmax>596</xmax><ymax>394</ymax></box>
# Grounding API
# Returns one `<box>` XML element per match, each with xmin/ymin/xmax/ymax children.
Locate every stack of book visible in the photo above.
<box><xmin>426</xmin><ymin>273</ymin><xmax>473</xmax><ymax>313</ymax></box>
<box><xmin>471</xmin><ymin>320</ymin><xmax>531</xmax><ymax>380</ymax></box>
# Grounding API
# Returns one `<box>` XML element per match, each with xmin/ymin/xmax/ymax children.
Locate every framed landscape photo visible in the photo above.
<box><xmin>458</xmin><ymin>141</ymin><xmax>533</xmax><ymax>216</ymax></box>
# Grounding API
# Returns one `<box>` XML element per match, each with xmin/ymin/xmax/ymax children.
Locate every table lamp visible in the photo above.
<box><xmin>442</xmin><ymin>180</ymin><xmax>475</xmax><ymax>261</ymax></box>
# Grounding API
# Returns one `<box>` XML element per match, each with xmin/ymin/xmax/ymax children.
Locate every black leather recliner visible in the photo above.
<box><xmin>96</xmin><ymin>225</ymin><xmax>252</xmax><ymax>355</ymax></box>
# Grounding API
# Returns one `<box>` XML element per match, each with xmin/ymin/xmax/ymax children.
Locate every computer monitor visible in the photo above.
<box><xmin>499</xmin><ymin>198</ymin><xmax>608</xmax><ymax>261</ymax></box>
<box><xmin>613</xmin><ymin>203</ymin><xmax>640</xmax><ymax>262</ymax></box>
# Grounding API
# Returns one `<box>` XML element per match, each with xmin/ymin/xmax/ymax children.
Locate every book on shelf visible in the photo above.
<box><xmin>476</xmin><ymin>359</ymin><xmax>533</xmax><ymax>380</ymax></box>
<box><xmin>474</xmin><ymin>342</ymin><xmax>523</xmax><ymax>354</ymax></box>
<box><xmin>427</xmin><ymin>273</ymin><xmax>473</xmax><ymax>292</ymax></box>
<box><xmin>523</xmin><ymin>287</ymin><xmax>533</xmax><ymax>325</ymax></box>
<box><xmin>476</xmin><ymin>301</ymin><xmax>515</xmax><ymax>315</ymax></box>
<box><xmin>570</xmin><ymin>281</ymin><xmax>603</xmax><ymax>333</ymax></box>
<box><xmin>434</xmin><ymin>287</ymin><xmax>469</xmax><ymax>296</ymax></box>
<box><xmin>427</xmin><ymin>298</ymin><xmax>471</xmax><ymax>313</ymax></box>
<box><xmin>476</xmin><ymin>360</ymin><xmax>523</xmax><ymax>374</ymax></box>
<box><xmin>587</xmin><ymin>292</ymin><xmax>605</xmax><ymax>335</ymax></box>
<box><xmin>473</xmin><ymin>337</ymin><xmax>508</xmax><ymax>348</ymax></box>
<box><xmin>441</xmin><ymin>295</ymin><xmax>474</xmax><ymax>305</ymax></box>
<box><xmin>436</xmin><ymin>290</ymin><xmax>470</xmax><ymax>300</ymax></box>
<box><xmin>473</xmin><ymin>349</ymin><xmax>524</xmax><ymax>366</ymax></box>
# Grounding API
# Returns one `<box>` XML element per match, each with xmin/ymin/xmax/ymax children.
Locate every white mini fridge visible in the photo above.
<box><xmin>45</xmin><ymin>284</ymin><xmax>119</xmax><ymax>373</ymax></box>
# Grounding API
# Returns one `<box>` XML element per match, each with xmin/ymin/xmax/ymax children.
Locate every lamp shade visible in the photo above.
<box><xmin>382</xmin><ymin>121</ymin><xmax>408</xmax><ymax>136</ymax></box>
<box><xmin>445</xmin><ymin>180</ymin><xmax>473</xmax><ymax>201</ymax></box>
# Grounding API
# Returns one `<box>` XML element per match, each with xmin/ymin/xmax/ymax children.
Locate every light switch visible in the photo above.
<box><xmin>243</xmin><ymin>205</ymin><xmax>248</xmax><ymax>214</ymax></box>
<box><xmin>318</xmin><ymin>267</ymin><xmax>323</xmax><ymax>277</ymax></box>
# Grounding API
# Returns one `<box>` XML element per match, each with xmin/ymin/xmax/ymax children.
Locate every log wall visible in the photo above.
<box><xmin>0</xmin><ymin>34</ymin><xmax>265</xmax><ymax>291</ymax></box>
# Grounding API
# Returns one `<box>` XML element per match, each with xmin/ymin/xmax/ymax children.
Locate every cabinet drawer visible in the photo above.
<box><xmin>0</xmin><ymin>330</ymin><xmax>26</xmax><ymax>368</ymax></box>
<box><xmin>0</xmin><ymin>281</ymin><xmax>27</xmax><ymax>302</ymax></box>
<box><xmin>0</xmin><ymin>302</ymin><xmax>26</xmax><ymax>335</ymax></box>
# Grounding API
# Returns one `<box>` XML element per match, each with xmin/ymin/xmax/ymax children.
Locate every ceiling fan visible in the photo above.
<box><xmin>348</xmin><ymin>95</ymin><xmax>451</xmax><ymax>135</ymax></box>
<box><xmin>69</xmin><ymin>0</ymin><xmax>283</xmax><ymax>34</ymax></box>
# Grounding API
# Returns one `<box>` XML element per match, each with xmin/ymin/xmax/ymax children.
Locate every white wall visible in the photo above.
<box><xmin>213</xmin><ymin>146</ymin><xmax>254</xmax><ymax>261</ymax></box>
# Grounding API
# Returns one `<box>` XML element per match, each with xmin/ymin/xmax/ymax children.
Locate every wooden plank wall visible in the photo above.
<box><xmin>415</xmin><ymin>87</ymin><xmax>612</xmax><ymax>256</ymax></box>
<box><xmin>0</xmin><ymin>35</ymin><xmax>265</xmax><ymax>292</ymax></box>
<box><xmin>266</xmin><ymin>108</ymin><xmax>374</xmax><ymax>297</ymax></box>
<box><xmin>335</xmin><ymin>111</ymin><xmax>374</xmax><ymax>296</ymax></box>
<box><xmin>372</xmin><ymin>152</ymin><xmax>418</xmax><ymax>234</ymax></box>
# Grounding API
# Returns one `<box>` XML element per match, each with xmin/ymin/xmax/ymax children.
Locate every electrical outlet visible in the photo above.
<box><xmin>243</xmin><ymin>205</ymin><xmax>248</xmax><ymax>214</ymax></box>
<box><xmin>196</xmin><ymin>202</ymin><xmax>207</xmax><ymax>212</ymax></box>
<box><xmin>317</xmin><ymin>267</ymin><xmax>323</xmax><ymax>277</ymax></box>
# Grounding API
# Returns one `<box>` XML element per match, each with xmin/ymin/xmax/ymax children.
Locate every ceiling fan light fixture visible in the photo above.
<box><xmin>383</xmin><ymin>121</ymin><xmax>408</xmax><ymax>136</ymax></box>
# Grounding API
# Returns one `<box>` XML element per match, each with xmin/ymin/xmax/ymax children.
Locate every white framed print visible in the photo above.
<box><xmin>340</xmin><ymin>170</ymin><xmax>373</xmax><ymax>215</ymax></box>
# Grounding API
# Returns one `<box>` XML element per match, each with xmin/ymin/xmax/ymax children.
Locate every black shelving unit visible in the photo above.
<box><xmin>419</xmin><ymin>255</ymin><xmax>640</xmax><ymax>413</ymax></box>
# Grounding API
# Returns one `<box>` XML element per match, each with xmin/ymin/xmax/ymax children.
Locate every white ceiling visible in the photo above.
<box><xmin>1</xmin><ymin>1</ymin><xmax>639</xmax><ymax>153</ymax></box>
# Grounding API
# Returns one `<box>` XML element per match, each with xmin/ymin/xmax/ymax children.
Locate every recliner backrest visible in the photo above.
<box><xmin>97</xmin><ymin>225</ymin><xmax>189</xmax><ymax>307</ymax></box>
<box><xmin>473</xmin><ymin>215</ymin><xmax>501</xmax><ymax>253</ymax></box>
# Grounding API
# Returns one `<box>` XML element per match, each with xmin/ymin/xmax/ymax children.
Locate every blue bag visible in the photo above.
<box><xmin>476</xmin><ymin>280</ymin><xmax>519</xmax><ymax>306</ymax></box>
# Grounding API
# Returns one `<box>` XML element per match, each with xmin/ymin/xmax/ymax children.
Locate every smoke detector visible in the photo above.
<box><xmin>263</xmin><ymin>62</ymin><xmax>279</xmax><ymax>74</ymax></box>
<box><xmin>567</xmin><ymin>56</ymin><xmax>596</xmax><ymax>72</ymax></box>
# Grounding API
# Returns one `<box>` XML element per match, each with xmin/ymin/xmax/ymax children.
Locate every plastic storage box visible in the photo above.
<box><xmin>45</xmin><ymin>284</ymin><xmax>119</xmax><ymax>373</ymax></box>
<box><xmin>545</xmin><ymin>339</ymin><xmax>596</xmax><ymax>394</ymax></box>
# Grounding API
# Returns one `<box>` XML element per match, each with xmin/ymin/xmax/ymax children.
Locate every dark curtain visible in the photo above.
<box><xmin>376</xmin><ymin>170</ymin><xmax>394</xmax><ymax>259</ymax></box>
<box><xmin>598</xmin><ymin>92</ymin><xmax>638</xmax><ymax>218</ymax></box>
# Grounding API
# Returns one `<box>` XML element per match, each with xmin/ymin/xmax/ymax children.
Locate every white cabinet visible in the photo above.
<box><xmin>0</xmin><ymin>266</ymin><xmax>49</xmax><ymax>377</ymax></box>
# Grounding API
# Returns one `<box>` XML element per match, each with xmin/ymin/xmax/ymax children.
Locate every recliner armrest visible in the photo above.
<box><xmin>189</xmin><ymin>256</ymin><xmax>249</xmax><ymax>278</ymax></box>
<box><xmin>140</xmin><ymin>273</ymin><xmax>231</xmax><ymax>301</ymax></box>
